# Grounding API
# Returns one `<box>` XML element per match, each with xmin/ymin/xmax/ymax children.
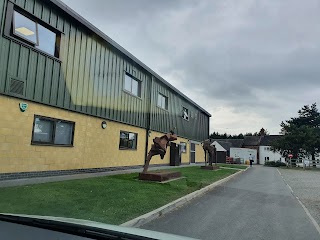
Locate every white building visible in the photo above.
<box><xmin>230</xmin><ymin>148</ymin><xmax>257</xmax><ymax>164</ymax></box>
<box><xmin>259</xmin><ymin>136</ymin><xmax>285</xmax><ymax>165</ymax></box>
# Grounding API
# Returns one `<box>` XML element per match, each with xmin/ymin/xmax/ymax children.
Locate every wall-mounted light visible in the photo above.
<box><xmin>101</xmin><ymin>121</ymin><xmax>107</xmax><ymax>129</ymax></box>
<box><xmin>148</xmin><ymin>130</ymin><xmax>152</xmax><ymax>137</ymax></box>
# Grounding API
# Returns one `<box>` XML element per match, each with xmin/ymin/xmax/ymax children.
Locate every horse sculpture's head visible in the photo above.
<box><xmin>167</xmin><ymin>130</ymin><xmax>178</xmax><ymax>141</ymax></box>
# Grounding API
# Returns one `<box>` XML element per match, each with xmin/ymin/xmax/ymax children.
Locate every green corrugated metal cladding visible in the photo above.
<box><xmin>0</xmin><ymin>0</ymin><xmax>210</xmax><ymax>142</ymax></box>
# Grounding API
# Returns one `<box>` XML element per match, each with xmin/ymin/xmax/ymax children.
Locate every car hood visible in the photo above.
<box><xmin>0</xmin><ymin>213</ymin><xmax>198</xmax><ymax>240</ymax></box>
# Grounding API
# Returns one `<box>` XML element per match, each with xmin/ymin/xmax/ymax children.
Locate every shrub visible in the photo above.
<box><xmin>264</xmin><ymin>161</ymin><xmax>286</xmax><ymax>167</ymax></box>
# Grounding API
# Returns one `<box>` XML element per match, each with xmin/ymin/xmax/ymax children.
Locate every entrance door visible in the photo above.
<box><xmin>190</xmin><ymin>143</ymin><xmax>196</xmax><ymax>163</ymax></box>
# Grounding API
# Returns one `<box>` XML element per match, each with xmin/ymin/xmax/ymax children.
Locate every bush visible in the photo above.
<box><xmin>264</xmin><ymin>161</ymin><xmax>287</xmax><ymax>167</ymax></box>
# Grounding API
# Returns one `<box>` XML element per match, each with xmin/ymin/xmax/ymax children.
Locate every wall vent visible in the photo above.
<box><xmin>9</xmin><ymin>78</ymin><xmax>25</xmax><ymax>96</ymax></box>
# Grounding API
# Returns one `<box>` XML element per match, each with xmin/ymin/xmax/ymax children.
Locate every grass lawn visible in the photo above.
<box><xmin>0</xmin><ymin>167</ymin><xmax>238</xmax><ymax>225</ymax></box>
<box><xmin>217</xmin><ymin>164</ymin><xmax>248</xmax><ymax>169</ymax></box>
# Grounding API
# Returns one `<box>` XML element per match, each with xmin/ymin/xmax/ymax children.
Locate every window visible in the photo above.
<box><xmin>157</xmin><ymin>93</ymin><xmax>168</xmax><ymax>110</ymax></box>
<box><xmin>32</xmin><ymin>116</ymin><xmax>75</xmax><ymax>146</ymax></box>
<box><xmin>119</xmin><ymin>131</ymin><xmax>138</xmax><ymax>150</ymax></box>
<box><xmin>180</xmin><ymin>142</ymin><xmax>187</xmax><ymax>153</ymax></box>
<box><xmin>5</xmin><ymin>3</ymin><xmax>60</xmax><ymax>58</ymax></box>
<box><xmin>124</xmin><ymin>73</ymin><xmax>141</xmax><ymax>97</ymax></box>
<box><xmin>182</xmin><ymin>107</ymin><xmax>189</xmax><ymax>121</ymax></box>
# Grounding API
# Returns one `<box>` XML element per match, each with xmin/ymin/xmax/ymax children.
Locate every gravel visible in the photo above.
<box><xmin>279</xmin><ymin>168</ymin><xmax>320</xmax><ymax>226</ymax></box>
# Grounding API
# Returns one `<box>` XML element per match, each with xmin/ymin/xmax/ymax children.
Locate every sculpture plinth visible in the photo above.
<box><xmin>201</xmin><ymin>165</ymin><xmax>220</xmax><ymax>170</ymax></box>
<box><xmin>139</xmin><ymin>171</ymin><xmax>182</xmax><ymax>182</ymax></box>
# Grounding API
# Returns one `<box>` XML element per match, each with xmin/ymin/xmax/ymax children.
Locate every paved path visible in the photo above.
<box><xmin>141</xmin><ymin>166</ymin><xmax>320</xmax><ymax>240</ymax></box>
<box><xmin>279</xmin><ymin>168</ymin><xmax>320</xmax><ymax>227</ymax></box>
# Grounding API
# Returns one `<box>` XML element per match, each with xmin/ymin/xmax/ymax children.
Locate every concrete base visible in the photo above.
<box><xmin>139</xmin><ymin>171</ymin><xmax>182</xmax><ymax>182</ymax></box>
<box><xmin>201</xmin><ymin>165</ymin><xmax>220</xmax><ymax>170</ymax></box>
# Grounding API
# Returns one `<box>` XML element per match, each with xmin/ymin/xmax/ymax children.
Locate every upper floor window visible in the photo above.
<box><xmin>124</xmin><ymin>73</ymin><xmax>141</xmax><ymax>97</ymax></box>
<box><xmin>5</xmin><ymin>2</ymin><xmax>61</xmax><ymax>58</ymax></box>
<box><xmin>157</xmin><ymin>93</ymin><xmax>168</xmax><ymax>110</ymax></box>
<box><xmin>182</xmin><ymin>107</ymin><xmax>189</xmax><ymax>121</ymax></box>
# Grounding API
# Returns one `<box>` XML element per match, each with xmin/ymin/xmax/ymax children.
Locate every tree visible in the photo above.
<box><xmin>272</xmin><ymin>103</ymin><xmax>320</xmax><ymax>167</ymax></box>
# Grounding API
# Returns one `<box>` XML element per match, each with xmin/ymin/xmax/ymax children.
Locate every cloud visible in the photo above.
<box><xmin>61</xmin><ymin>0</ymin><xmax>320</xmax><ymax>135</ymax></box>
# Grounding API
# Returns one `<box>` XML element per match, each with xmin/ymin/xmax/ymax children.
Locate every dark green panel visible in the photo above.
<box><xmin>65</xmin><ymin>24</ymin><xmax>76</xmax><ymax>110</ymax></box>
<box><xmin>70</xmin><ymin>27</ymin><xmax>82</xmax><ymax>111</ymax></box>
<box><xmin>0</xmin><ymin>39</ymin><xmax>10</xmax><ymax>92</ymax></box>
<box><xmin>24</xmin><ymin>0</ymin><xmax>35</xmax><ymax>15</ymax></box>
<box><xmin>97</xmin><ymin>45</ymin><xmax>105</xmax><ymax>117</ymax></box>
<box><xmin>13</xmin><ymin>0</ymin><xmax>25</xmax><ymax>8</ymax></box>
<box><xmin>25</xmin><ymin>50</ymin><xmax>38</xmax><ymax>99</ymax></box>
<box><xmin>32</xmin><ymin>0</ymin><xmax>42</xmax><ymax>19</ymax></box>
<box><xmin>87</xmin><ymin>38</ymin><xmax>96</xmax><ymax>115</ymax></box>
<box><xmin>34</xmin><ymin>54</ymin><xmax>45</xmax><ymax>102</ymax></box>
<box><xmin>6</xmin><ymin>42</ymin><xmax>20</xmax><ymax>80</ymax></box>
<box><xmin>17</xmin><ymin>47</ymin><xmax>29</xmax><ymax>79</ymax></box>
<box><xmin>92</xmin><ymin>41</ymin><xmax>101</xmax><ymax>116</ymax></box>
<box><xmin>42</xmin><ymin>58</ymin><xmax>54</xmax><ymax>104</ymax></box>
<box><xmin>49</xmin><ymin>61</ymin><xmax>60</xmax><ymax>105</ymax></box>
<box><xmin>109</xmin><ymin>50</ymin><xmax>116</xmax><ymax>119</ymax></box>
<box><xmin>101</xmin><ymin>47</ymin><xmax>110</xmax><ymax>118</ymax></box>
<box><xmin>118</xmin><ymin>57</ymin><xmax>125</xmax><ymax>122</ymax></box>
<box><xmin>57</xmin><ymin>21</ymin><xmax>70</xmax><ymax>106</ymax></box>
<box><xmin>75</xmin><ymin>31</ymin><xmax>87</xmax><ymax>112</ymax></box>
<box><xmin>113</xmin><ymin>54</ymin><xmax>120</xmax><ymax>121</ymax></box>
<box><xmin>81</xmin><ymin>35</ymin><xmax>92</xmax><ymax>113</ymax></box>
<box><xmin>41</xmin><ymin>2</ymin><xmax>50</xmax><ymax>23</ymax></box>
<box><xmin>49</xmin><ymin>10</ymin><xmax>58</xmax><ymax>31</ymax></box>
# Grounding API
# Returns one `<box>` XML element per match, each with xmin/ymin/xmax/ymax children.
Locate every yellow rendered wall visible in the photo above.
<box><xmin>0</xmin><ymin>95</ymin><xmax>146</xmax><ymax>174</ymax></box>
<box><xmin>147</xmin><ymin>131</ymin><xmax>190</xmax><ymax>165</ymax></box>
<box><xmin>195</xmin><ymin>142</ymin><xmax>205</xmax><ymax>163</ymax></box>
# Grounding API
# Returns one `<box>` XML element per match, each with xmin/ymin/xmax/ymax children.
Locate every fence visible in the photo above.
<box><xmin>288</xmin><ymin>158</ymin><xmax>320</xmax><ymax>169</ymax></box>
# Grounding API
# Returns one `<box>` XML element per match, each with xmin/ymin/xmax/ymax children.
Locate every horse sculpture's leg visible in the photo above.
<box><xmin>142</xmin><ymin>151</ymin><xmax>155</xmax><ymax>173</ymax></box>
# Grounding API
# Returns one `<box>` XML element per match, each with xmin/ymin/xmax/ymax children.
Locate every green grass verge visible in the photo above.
<box><xmin>217</xmin><ymin>164</ymin><xmax>248</xmax><ymax>169</ymax></box>
<box><xmin>0</xmin><ymin>167</ymin><xmax>238</xmax><ymax>225</ymax></box>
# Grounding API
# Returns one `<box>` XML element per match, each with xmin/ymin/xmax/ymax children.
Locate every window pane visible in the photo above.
<box><xmin>54</xmin><ymin>122</ymin><xmax>73</xmax><ymax>145</ymax></box>
<box><xmin>36</xmin><ymin>24</ymin><xmax>56</xmax><ymax>56</ymax></box>
<box><xmin>165</xmin><ymin>97</ymin><xmax>168</xmax><ymax>109</ymax></box>
<box><xmin>162</xmin><ymin>96</ymin><xmax>166</xmax><ymax>109</ymax></box>
<box><xmin>119</xmin><ymin>132</ymin><xmax>129</xmax><ymax>148</ymax></box>
<box><xmin>157</xmin><ymin>94</ymin><xmax>162</xmax><ymax>107</ymax></box>
<box><xmin>132</xmin><ymin>79</ymin><xmax>138</xmax><ymax>96</ymax></box>
<box><xmin>119</xmin><ymin>131</ymin><xmax>137</xmax><ymax>149</ymax></box>
<box><xmin>33</xmin><ymin>118</ymin><xmax>53</xmax><ymax>143</ymax></box>
<box><xmin>124</xmin><ymin>75</ymin><xmax>132</xmax><ymax>92</ymax></box>
<box><xmin>14</xmin><ymin>11</ymin><xmax>37</xmax><ymax>44</ymax></box>
<box><xmin>129</xmin><ymin>133</ymin><xmax>137</xmax><ymax>149</ymax></box>
<box><xmin>180</xmin><ymin>142</ymin><xmax>186</xmax><ymax>153</ymax></box>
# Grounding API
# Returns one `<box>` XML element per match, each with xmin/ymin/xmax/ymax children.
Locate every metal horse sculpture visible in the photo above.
<box><xmin>202</xmin><ymin>140</ymin><xmax>216</xmax><ymax>166</ymax></box>
<box><xmin>142</xmin><ymin>130</ymin><xmax>178</xmax><ymax>173</ymax></box>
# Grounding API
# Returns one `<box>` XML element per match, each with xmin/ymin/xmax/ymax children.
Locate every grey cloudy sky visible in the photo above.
<box><xmin>61</xmin><ymin>0</ymin><xmax>320</xmax><ymax>135</ymax></box>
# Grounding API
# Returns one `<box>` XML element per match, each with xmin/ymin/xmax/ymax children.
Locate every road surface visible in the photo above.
<box><xmin>141</xmin><ymin>166</ymin><xmax>320</xmax><ymax>240</ymax></box>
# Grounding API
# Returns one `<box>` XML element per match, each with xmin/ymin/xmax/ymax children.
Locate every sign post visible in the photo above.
<box><xmin>288</xmin><ymin>154</ymin><xmax>293</xmax><ymax>168</ymax></box>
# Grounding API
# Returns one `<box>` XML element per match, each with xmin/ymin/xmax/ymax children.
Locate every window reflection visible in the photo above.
<box><xmin>12</xmin><ymin>10</ymin><xmax>59</xmax><ymax>57</ymax></box>
<box><xmin>14</xmin><ymin>11</ymin><xmax>38</xmax><ymax>44</ymax></box>
<box><xmin>119</xmin><ymin>131</ymin><xmax>138</xmax><ymax>150</ymax></box>
<box><xmin>33</xmin><ymin>118</ymin><xmax>54</xmax><ymax>143</ymax></box>
<box><xmin>36</xmin><ymin>24</ymin><xmax>56</xmax><ymax>56</ymax></box>
<box><xmin>124</xmin><ymin>73</ymin><xmax>141</xmax><ymax>97</ymax></box>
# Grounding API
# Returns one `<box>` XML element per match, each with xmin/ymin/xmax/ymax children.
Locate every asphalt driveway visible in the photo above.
<box><xmin>141</xmin><ymin>166</ymin><xmax>320</xmax><ymax>240</ymax></box>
